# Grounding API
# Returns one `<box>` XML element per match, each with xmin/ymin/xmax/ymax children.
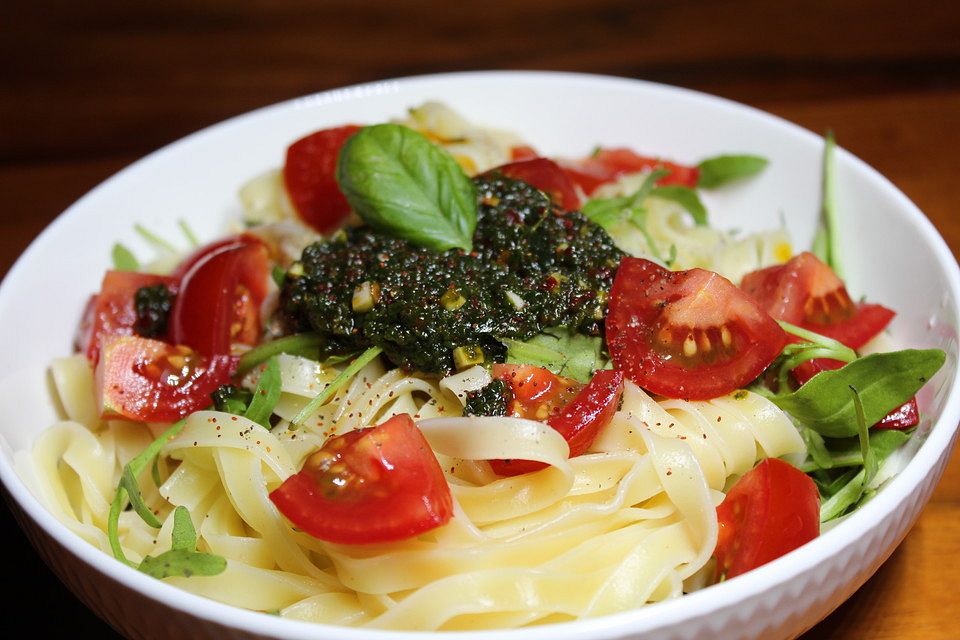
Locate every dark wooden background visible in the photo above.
<box><xmin>3</xmin><ymin>1</ymin><xmax>959</xmax><ymax>637</ymax></box>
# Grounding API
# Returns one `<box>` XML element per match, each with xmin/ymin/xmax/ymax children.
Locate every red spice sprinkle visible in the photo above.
<box><xmin>666</xmin><ymin>470</ymin><xmax>673</xmax><ymax>476</ymax></box>
<box><xmin>230</xmin><ymin>416</ymin><xmax>237</xmax><ymax>421</ymax></box>
<box><xmin>716</xmin><ymin>416</ymin><xmax>722</xmax><ymax>422</ymax></box>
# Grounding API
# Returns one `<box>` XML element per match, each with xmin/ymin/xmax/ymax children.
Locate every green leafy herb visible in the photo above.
<box><xmin>137</xmin><ymin>506</ymin><xmax>226</xmax><ymax>579</ymax></box>
<box><xmin>292</xmin><ymin>346</ymin><xmax>383</xmax><ymax>427</ymax></box>
<box><xmin>237</xmin><ymin>333</ymin><xmax>324</xmax><ymax>377</ymax></box>
<box><xmin>135</xmin><ymin>224</ymin><xmax>178</xmax><ymax>254</ymax></box>
<box><xmin>799</xmin><ymin>429</ymin><xmax>909</xmax><ymax>473</ymax></box>
<box><xmin>336</xmin><ymin>124</ymin><xmax>477</xmax><ymax>252</ymax></box>
<box><xmin>582</xmin><ymin>170</ymin><xmax>669</xmax><ymax>260</ymax></box>
<box><xmin>696</xmin><ymin>154</ymin><xmax>769</xmax><ymax>189</ymax></box>
<box><xmin>178</xmin><ymin>219</ymin><xmax>200</xmax><ymax>248</ymax></box>
<box><xmin>771</xmin><ymin>320</ymin><xmax>857</xmax><ymax>390</ymax></box>
<box><xmin>243</xmin><ymin>357</ymin><xmax>282</xmax><ymax>427</ymax></box>
<box><xmin>650</xmin><ymin>185</ymin><xmax>708</xmax><ymax>226</ymax></box>
<box><xmin>770</xmin><ymin>349</ymin><xmax>944</xmax><ymax>438</ymax></box>
<box><xmin>502</xmin><ymin>329</ymin><xmax>609</xmax><ymax>383</ymax></box>
<box><xmin>211</xmin><ymin>385</ymin><xmax>253</xmax><ymax>415</ymax></box>
<box><xmin>271</xmin><ymin>264</ymin><xmax>287</xmax><ymax>288</ymax></box>
<box><xmin>811</xmin><ymin>132</ymin><xmax>843</xmax><ymax>278</ymax></box>
<box><xmin>107</xmin><ymin>420</ymin><xmax>188</xmax><ymax>566</ymax></box>
<box><xmin>111</xmin><ymin>243</ymin><xmax>140</xmax><ymax>272</ymax></box>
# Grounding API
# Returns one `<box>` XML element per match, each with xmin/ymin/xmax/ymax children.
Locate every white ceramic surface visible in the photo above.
<box><xmin>1</xmin><ymin>71</ymin><xmax>958</xmax><ymax>640</ymax></box>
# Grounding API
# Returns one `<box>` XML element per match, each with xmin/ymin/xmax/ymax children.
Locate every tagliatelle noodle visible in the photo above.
<box><xmin>20</xmin><ymin>354</ymin><xmax>807</xmax><ymax>629</ymax></box>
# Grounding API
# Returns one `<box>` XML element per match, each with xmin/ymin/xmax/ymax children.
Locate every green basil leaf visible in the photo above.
<box><xmin>138</xmin><ymin>549</ymin><xmax>227</xmax><ymax>579</ymax></box>
<box><xmin>696</xmin><ymin>154</ymin><xmax>768</xmax><ymax>188</ymax></box>
<box><xmin>337</xmin><ymin>124</ymin><xmax>477</xmax><ymax>251</ymax></box>
<box><xmin>111</xmin><ymin>243</ymin><xmax>140</xmax><ymax>272</ymax></box>
<box><xmin>170</xmin><ymin>506</ymin><xmax>198</xmax><ymax>551</ymax></box>
<box><xmin>503</xmin><ymin>329</ymin><xmax>609</xmax><ymax>384</ymax></box>
<box><xmin>650</xmin><ymin>185</ymin><xmax>708</xmax><ymax>226</ymax></box>
<box><xmin>772</xmin><ymin>349</ymin><xmax>944</xmax><ymax>438</ymax></box>
<box><xmin>244</xmin><ymin>357</ymin><xmax>282</xmax><ymax>427</ymax></box>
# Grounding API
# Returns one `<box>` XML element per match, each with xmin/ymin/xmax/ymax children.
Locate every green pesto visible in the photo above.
<box><xmin>464</xmin><ymin>378</ymin><xmax>510</xmax><ymax>417</ymax></box>
<box><xmin>134</xmin><ymin>284</ymin><xmax>174</xmax><ymax>339</ymax></box>
<box><xmin>280</xmin><ymin>173</ymin><xmax>625</xmax><ymax>374</ymax></box>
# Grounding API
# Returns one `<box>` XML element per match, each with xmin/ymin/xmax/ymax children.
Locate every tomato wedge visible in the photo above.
<box><xmin>509</xmin><ymin>145</ymin><xmax>539</xmax><ymax>161</ymax></box>
<box><xmin>607</xmin><ymin>258</ymin><xmax>787</xmax><ymax>400</ymax></box>
<box><xmin>740</xmin><ymin>252</ymin><xmax>894</xmax><ymax>350</ymax></box>
<box><xmin>283</xmin><ymin>125</ymin><xmax>362</xmax><ymax>233</ymax></box>
<box><xmin>561</xmin><ymin>147</ymin><xmax>700</xmax><ymax>196</ymax></box>
<box><xmin>489</xmin><ymin>367</ymin><xmax>624</xmax><ymax>476</ymax></box>
<box><xmin>792</xmin><ymin>357</ymin><xmax>920</xmax><ymax>430</ymax></box>
<box><xmin>489</xmin><ymin>157</ymin><xmax>582</xmax><ymax>211</ymax></box>
<box><xmin>169</xmin><ymin>236</ymin><xmax>270</xmax><ymax>356</ymax></box>
<box><xmin>270</xmin><ymin>414</ymin><xmax>453</xmax><ymax>544</ymax></box>
<box><xmin>715</xmin><ymin>458</ymin><xmax>819</xmax><ymax>581</ymax></box>
<box><xmin>96</xmin><ymin>335</ymin><xmax>235</xmax><ymax>423</ymax></box>
<box><xmin>81</xmin><ymin>271</ymin><xmax>177</xmax><ymax>362</ymax></box>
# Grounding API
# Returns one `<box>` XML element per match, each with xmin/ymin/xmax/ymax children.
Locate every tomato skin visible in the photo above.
<box><xmin>270</xmin><ymin>414</ymin><xmax>453</xmax><ymax>544</ymax></box>
<box><xmin>489</xmin><ymin>367</ymin><xmax>624</xmax><ymax>476</ymax></box>
<box><xmin>715</xmin><ymin>458</ymin><xmax>819</xmax><ymax>581</ymax></box>
<box><xmin>491</xmin><ymin>363</ymin><xmax>580</xmax><ymax>420</ymax></box>
<box><xmin>509</xmin><ymin>145</ymin><xmax>539</xmax><ymax>161</ymax></box>
<box><xmin>792</xmin><ymin>358</ymin><xmax>919</xmax><ymax>430</ymax></box>
<box><xmin>740</xmin><ymin>252</ymin><xmax>894</xmax><ymax>350</ymax></box>
<box><xmin>561</xmin><ymin>148</ymin><xmax>700</xmax><ymax>196</ymax></box>
<box><xmin>607</xmin><ymin>258</ymin><xmax>787</xmax><ymax>400</ymax></box>
<box><xmin>96</xmin><ymin>335</ymin><xmax>235</xmax><ymax>423</ymax></box>
<box><xmin>83</xmin><ymin>271</ymin><xmax>178</xmax><ymax>362</ymax></box>
<box><xmin>169</xmin><ymin>237</ymin><xmax>270</xmax><ymax>355</ymax></box>
<box><xmin>283</xmin><ymin>125</ymin><xmax>362</xmax><ymax>233</ymax></box>
<box><xmin>489</xmin><ymin>158</ymin><xmax>582</xmax><ymax>211</ymax></box>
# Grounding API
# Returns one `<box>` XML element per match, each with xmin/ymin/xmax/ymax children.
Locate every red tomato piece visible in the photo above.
<box><xmin>561</xmin><ymin>147</ymin><xmax>700</xmax><ymax>196</ymax></box>
<box><xmin>489</xmin><ymin>367</ymin><xmax>624</xmax><ymax>476</ymax></box>
<box><xmin>283</xmin><ymin>125</ymin><xmax>362</xmax><ymax>234</ymax></box>
<box><xmin>714</xmin><ymin>458</ymin><xmax>819</xmax><ymax>581</ymax></box>
<box><xmin>489</xmin><ymin>157</ymin><xmax>582</xmax><ymax>211</ymax></box>
<box><xmin>791</xmin><ymin>358</ymin><xmax>919</xmax><ymax>430</ymax></box>
<box><xmin>169</xmin><ymin>237</ymin><xmax>270</xmax><ymax>356</ymax></box>
<box><xmin>270</xmin><ymin>414</ymin><xmax>453</xmax><ymax>544</ymax></box>
<box><xmin>96</xmin><ymin>335</ymin><xmax>235</xmax><ymax>423</ymax></box>
<box><xmin>491</xmin><ymin>363</ymin><xmax>581</xmax><ymax>421</ymax></box>
<box><xmin>82</xmin><ymin>271</ymin><xmax>177</xmax><ymax>363</ymax></box>
<box><xmin>607</xmin><ymin>258</ymin><xmax>787</xmax><ymax>400</ymax></box>
<box><xmin>740</xmin><ymin>252</ymin><xmax>895</xmax><ymax>350</ymax></box>
<box><xmin>509</xmin><ymin>145</ymin><xmax>539</xmax><ymax>161</ymax></box>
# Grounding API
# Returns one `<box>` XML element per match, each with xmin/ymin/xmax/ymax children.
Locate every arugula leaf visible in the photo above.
<box><xmin>211</xmin><ymin>385</ymin><xmax>253</xmax><ymax>415</ymax></box>
<box><xmin>811</xmin><ymin>132</ymin><xmax>843</xmax><ymax>278</ymax></box>
<box><xmin>772</xmin><ymin>320</ymin><xmax>857</xmax><ymax>390</ymax></box>
<box><xmin>650</xmin><ymin>185</ymin><xmax>708</xmax><ymax>226</ymax></box>
<box><xmin>243</xmin><ymin>357</ymin><xmax>282</xmax><ymax>427</ymax></box>
<box><xmin>292</xmin><ymin>346</ymin><xmax>383</xmax><ymax>427</ymax></box>
<box><xmin>696</xmin><ymin>154</ymin><xmax>769</xmax><ymax>189</ymax></box>
<box><xmin>177</xmin><ymin>219</ymin><xmax>200</xmax><ymax>248</ymax></box>
<box><xmin>237</xmin><ymin>333</ymin><xmax>324</xmax><ymax>377</ymax></box>
<box><xmin>134</xmin><ymin>224</ymin><xmax>178</xmax><ymax>254</ymax></box>
<box><xmin>107</xmin><ymin>420</ymin><xmax>188</xmax><ymax>566</ymax></box>
<box><xmin>770</xmin><ymin>349</ymin><xmax>944</xmax><ymax>438</ymax></box>
<box><xmin>111</xmin><ymin>243</ymin><xmax>140</xmax><ymax>272</ymax></box>
<box><xmin>137</xmin><ymin>506</ymin><xmax>226</xmax><ymax>579</ymax></box>
<box><xmin>337</xmin><ymin>124</ymin><xmax>477</xmax><ymax>252</ymax></box>
<box><xmin>271</xmin><ymin>264</ymin><xmax>287</xmax><ymax>288</ymax></box>
<box><xmin>581</xmin><ymin>170</ymin><xmax>669</xmax><ymax>260</ymax></box>
<box><xmin>800</xmin><ymin>429</ymin><xmax>909</xmax><ymax>473</ymax></box>
<box><xmin>502</xmin><ymin>329</ymin><xmax>609</xmax><ymax>383</ymax></box>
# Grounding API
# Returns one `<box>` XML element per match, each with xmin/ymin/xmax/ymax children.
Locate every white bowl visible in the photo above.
<box><xmin>1</xmin><ymin>71</ymin><xmax>958</xmax><ymax>640</ymax></box>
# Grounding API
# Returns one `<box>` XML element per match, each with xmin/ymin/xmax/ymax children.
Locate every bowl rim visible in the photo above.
<box><xmin>2</xmin><ymin>69</ymin><xmax>959</xmax><ymax>639</ymax></box>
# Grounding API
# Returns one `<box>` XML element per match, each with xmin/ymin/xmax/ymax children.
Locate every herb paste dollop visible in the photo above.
<box><xmin>279</xmin><ymin>173</ymin><xmax>624</xmax><ymax>373</ymax></box>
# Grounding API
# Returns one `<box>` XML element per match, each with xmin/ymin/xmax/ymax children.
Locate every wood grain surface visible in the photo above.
<box><xmin>2</xmin><ymin>1</ymin><xmax>958</xmax><ymax>637</ymax></box>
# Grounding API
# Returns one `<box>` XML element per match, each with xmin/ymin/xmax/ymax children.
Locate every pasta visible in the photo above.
<box><xmin>19</xmin><ymin>356</ymin><xmax>805</xmax><ymax>630</ymax></box>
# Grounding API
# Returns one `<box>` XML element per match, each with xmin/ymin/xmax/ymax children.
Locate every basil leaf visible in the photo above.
<box><xmin>696</xmin><ymin>154</ymin><xmax>768</xmax><ymax>188</ymax></box>
<box><xmin>138</xmin><ymin>548</ymin><xmax>227</xmax><ymax>579</ymax></box>
<box><xmin>337</xmin><ymin>124</ymin><xmax>477</xmax><ymax>252</ymax></box>
<box><xmin>244</xmin><ymin>357</ymin><xmax>282</xmax><ymax>427</ymax></box>
<box><xmin>111</xmin><ymin>243</ymin><xmax>140</xmax><ymax>272</ymax></box>
<box><xmin>650</xmin><ymin>185</ymin><xmax>708</xmax><ymax>226</ymax></box>
<box><xmin>503</xmin><ymin>329</ymin><xmax>609</xmax><ymax>383</ymax></box>
<box><xmin>771</xmin><ymin>349</ymin><xmax>944</xmax><ymax>438</ymax></box>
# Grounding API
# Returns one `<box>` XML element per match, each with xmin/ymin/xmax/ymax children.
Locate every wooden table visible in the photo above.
<box><xmin>2</xmin><ymin>1</ymin><xmax>958</xmax><ymax>637</ymax></box>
